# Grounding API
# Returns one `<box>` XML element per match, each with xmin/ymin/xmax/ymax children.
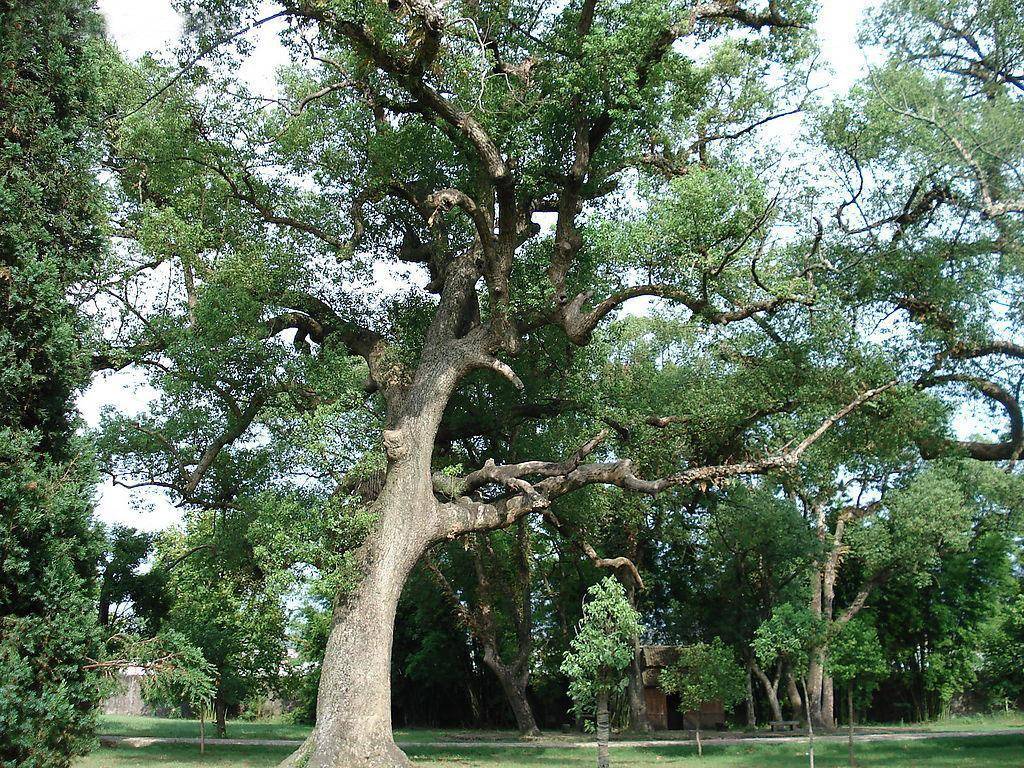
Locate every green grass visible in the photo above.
<box><xmin>97</xmin><ymin>715</ymin><xmax>524</xmax><ymax>744</ymax></box>
<box><xmin>96</xmin><ymin>711</ymin><xmax>1024</xmax><ymax>747</ymax></box>
<box><xmin>97</xmin><ymin>716</ymin><xmax>312</xmax><ymax>741</ymax></box>
<box><xmin>919</xmin><ymin>711</ymin><xmax>1024</xmax><ymax>732</ymax></box>
<box><xmin>78</xmin><ymin>735</ymin><xmax>1024</xmax><ymax>767</ymax></box>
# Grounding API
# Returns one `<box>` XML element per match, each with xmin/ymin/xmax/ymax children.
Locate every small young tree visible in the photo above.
<box><xmin>561</xmin><ymin>577</ymin><xmax>643</xmax><ymax>768</ymax></box>
<box><xmin>826</xmin><ymin>618</ymin><xmax>887</xmax><ymax>767</ymax></box>
<box><xmin>155</xmin><ymin>528</ymin><xmax>287</xmax><ymax>738</ymax></box>
<box><xmin>91</xmin><ymin>631</ymin><xmax>216</xmax><ymax>753</ymax></box>
<box><xmin>659</xmin><ymin>639</ymin><xmax>746</xmax><ymax>757</ymax></box>
<box><xmin>755</xmin><ymin>604</ymin><xmax>826</xmax><ymax>768</ymax></box>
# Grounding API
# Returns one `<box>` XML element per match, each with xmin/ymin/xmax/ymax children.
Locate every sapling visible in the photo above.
<box><xmin>826</xmin><ymin>617</ymin><xmax>887</xmax><ymax>767</ymax></box>
<box><xmin>561</xmin><ymin>577</ymin><xmax>643</xmax><ymax>768</ymax></box>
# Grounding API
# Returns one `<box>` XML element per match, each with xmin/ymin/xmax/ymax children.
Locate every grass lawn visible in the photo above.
<box><xmin>918</xmin><ymin>711</ymin><xmax>1024</xmax><ymax>732</ymax></box>
<box><xmin>78</xmin><ymin>735</ymin><xmax>1024</xmax><ymax>767</ymax></box>
<box><xmin>97</xmin><ymin>715</ymin><xmax>525</xmax><ymax>744</ymax></box>
<box><xmin>97</xmin><ymin>716</ymin><xmax>312</xmax><ymax>742</ymax></box>
<box><xmin>98</xmin><ymin>711</ymin><xmax>1024</xmax><ymax>744</ymax></box>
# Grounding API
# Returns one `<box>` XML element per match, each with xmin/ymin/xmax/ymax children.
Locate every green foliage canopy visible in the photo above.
<box><xmin>659</xmin><ymin>638</ymin><xmax>747</xmax><ymax>717</ymax></box>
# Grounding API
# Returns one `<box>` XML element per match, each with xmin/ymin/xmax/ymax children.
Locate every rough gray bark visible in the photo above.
<box><xmin>807</xmin><ymin>648</ymin><xmax>831</xmax><ymax>729</ymax></box>
<box><xmin>288</xmin><ymin>514</ymin><xmax>431</xmax><ymax>767</ymax></box>
<box><xmin>822</xmin><ymin>673</ymin><xmax>835</xmax><ymax>727</ymax></box>
<box><xmin>284</xmin><ymin>412</ymin><xmax>449</xmax><ymax>768</ymax></box>
<box><xmin>275</xmin><ymin>371</ymin><xmax>886</xmax><ymax>768</ymax></box>
<box><xmin>786</xmin><ymin>668</ymin><xmax>803</xmax><ymax>721</ymax></box>
<box><xmin>280</xmin><ymin>348</ymin><xmax>528</xmax><ymax>767</ymax></box>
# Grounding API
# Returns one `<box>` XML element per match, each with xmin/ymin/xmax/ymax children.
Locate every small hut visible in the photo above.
<box><xmin>641</xmin><ymin>645</ymin><xmax>726</xmax><ymax>731</ymax></box>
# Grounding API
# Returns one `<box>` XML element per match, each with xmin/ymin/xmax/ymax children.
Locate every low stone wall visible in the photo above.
<box><xmin>102</xmin><ymin>671</ymin><xmax>152</xmax><ymax>717</ymax></box>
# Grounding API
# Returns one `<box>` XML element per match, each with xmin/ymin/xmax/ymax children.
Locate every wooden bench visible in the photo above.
<box><xmin>769</xmin><ymin>720</ymin><xmax>800</xmax><ymax>732</ymax></box>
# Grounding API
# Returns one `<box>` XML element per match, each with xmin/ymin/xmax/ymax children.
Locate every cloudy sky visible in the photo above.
<box><xmin>87</xmin><ymin>0</ymin><xmax>880</xmax><ymax>532</ymax></box>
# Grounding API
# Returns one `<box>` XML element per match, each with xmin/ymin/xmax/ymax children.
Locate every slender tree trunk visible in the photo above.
<box><xmin>751</xmin><ymin>661</ymin><xmax>783</xmax><ymax>721</ymax></box>
<box><xmin>485</xmin><ymin>659</ymin><xmax>540</xmax><ymax>736</ymax></box>
<box><xmin>807</xmin><ymin>559</ymin><xmax>824</xmax><ymax>725</ymax></box>
<box><xmin>695</xmin><ymin>723</ymin><xmax>703</xmax><ymax>758</ymax></box>
<box><xmin>745</xmin><ymin>665</ymin><xmax>756</xmax><ymax>728</ymax></box>
<box><xmin>199</xmin><ymin>707</ymin><xmax>206</xmax><ymax>755</ymax></box>
<box><xmin>466</xmin><ymin>679</ymin><xmax>482</xmax><ymax>724</ymax></box>
<box><xmin>848</xmin><ymin>684</ymin><xmax>855</xmax><ymax>767</ymax></box>
<box><xmin>596</xmin><ymin>689</ymin><xmax>611</xmax><ymax>768</ymax></box>
<box><xmin>802</xmin><ymin>678</ymin><xmax>814</xmax><ymax>768</ymax></box>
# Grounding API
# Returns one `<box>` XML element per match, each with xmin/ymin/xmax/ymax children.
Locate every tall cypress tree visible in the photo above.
<box><xmin>0</xmin><ymin>1</ymin><xmax>106</xmax><ymax>764</ymax></box>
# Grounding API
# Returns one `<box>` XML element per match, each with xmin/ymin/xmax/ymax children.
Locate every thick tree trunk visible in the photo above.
<box><xmin>626</xmin><ymin>643</ymin><xmax>651</xmax><ymax>732</ymax></box>
<box><xmin>785</xmin><ymin>669</ymin><xmax>803</xmax><ymax>721</ymax></box>
<box><xmin>485</xmin><ymin>658</ymin><xmax>540</xmax><ymax>736</ymax></box>
<box><xmin>282</xmin><ymin>490</ymin><xmax>436</xmax><ymax>768</ymax></box>
<box><xmin>621</xmin><ymin>576</ymin><xmax>649</xmax><ymax>733</ymax></box>
<box><xmin>807</xmin><ymin>649</ymin><xmax>834</xmax><ymax>729</ymax></box>
<box><xmin>214</xmin><ymin>697</ymin><xmax>227</xmax><ymax>738</ymax></box>
<box><xmin>822</xmin><ymin>672</ymin><xmax>835</xmax><ymax>728</ymax></box>
<box><xmin>596</xmin><ymin>689</ymin><xmax>611</xmax><ymax>768</ymax></box>
<box><xmin>807</xmin><ymin>651</ymin><xmax>823</xmax><ymax>724</ymax></box>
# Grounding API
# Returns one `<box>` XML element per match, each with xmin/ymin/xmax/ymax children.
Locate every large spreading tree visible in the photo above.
<box><xmin>92</xmin><ymin>1</ymin><xmax>1023</xmax><ymax>767</ymax></box>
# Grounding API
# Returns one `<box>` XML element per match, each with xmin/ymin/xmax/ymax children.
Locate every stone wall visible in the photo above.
<box><xmin>101</xmin><ymin>670</ymin><xmax>152</xmax><ymax>717</ymax></box>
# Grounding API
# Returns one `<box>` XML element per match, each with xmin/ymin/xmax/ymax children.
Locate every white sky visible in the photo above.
<box><xmin>87</xmin><ymin>0</ymin><xmax>880</xmax><ymax>532</ymax></box>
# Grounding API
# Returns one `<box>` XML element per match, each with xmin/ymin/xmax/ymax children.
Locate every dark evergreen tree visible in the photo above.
<box><xmin>0</xmin><ymin>1</ymin><xmax>106</xmax><ymax>765</ymax></box>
